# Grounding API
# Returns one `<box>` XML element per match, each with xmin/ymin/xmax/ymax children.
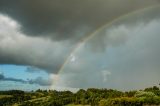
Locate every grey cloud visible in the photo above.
<box><xmin>0</xmin><ymin>0</ymin><xmax>159</xmax><ymax>41</ymax></box>
<box><xmin>0</xmin><ymin>73</ymin><xmax>26</xmax><ymax>83</ymax></box>
<box><xmin>0</xmin><ymin>74</ymin><xmax>4</xmax><ymax>80</ymax></box>
<box><xmin>26</xmin><ymin>66</ymin><xmax>43</xmax><ymax>73</ymax></box>
<box><xmin>86</xmin><ymin>5</ymin><xmax>160</xmax><ymax>53</ymax></box>
<box><xmin>28</xmin><ymin>77</ymin><xmax>52</xmax><ymax>86</ymax></box>
<box><xmin>56</xmin><ymin>7</ymin><xmax>160</xmax><ymax>90</ymax></box>
<box><xmin>0</xmin><ymin>14</ymin><xmax>72</xmax><ymax>73</ymax></box>
<box><xmin>0</xmin><ymin>73</ymin><xmax>52</xmax><ymax>86</ymax></box>
<box><xmin>0</xmin><ymin>1</ymin><xmax>159</xmax><ymax>74</ymax></box>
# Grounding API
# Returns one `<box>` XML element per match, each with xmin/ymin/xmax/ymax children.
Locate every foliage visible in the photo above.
<box><xmin>135</xmin><ymin>91</ymin><xmax>156</xmax><ymax>98</ymax></box>
<box><xmin>0</xmin><ymin>86</ymin><xmax>160</xmax><ymax>106</ymax></box>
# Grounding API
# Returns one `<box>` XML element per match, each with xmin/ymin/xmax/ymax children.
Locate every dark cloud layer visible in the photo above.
<box><xmin>0</xmin><ymin>0</ymin><xmax>159</xmax><ymax>74</ymax></box>
<box><xmin>25</xmin><ymin>66</ymin><xmax>43</xmax><ymax>73</ymax></box>
<box><xmin>28</xmin><ymin>77</ymin><xmax>52</xmax><ymax>86</ymax></box>
<box><xmin>0</xmin><ymin>0</ymin><xmax>159</xmax><ymax>41</ymax></box>
<box><xmin>0</xmin><ymin>73</ymin><xmax>52</xmax><ymax>86</ymax></box>
<box><xmin>0</xmin><ymin>13</ymin><xmax>70</xmax><ymax>73</ymax></box>
<box><xmin>0</xmin><ymin>73</ymin><xmax>26</xmax><ymax>83</ymax></box>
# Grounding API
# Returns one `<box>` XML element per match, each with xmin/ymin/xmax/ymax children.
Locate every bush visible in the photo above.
<box><xmin>135</xmin><ymin>91</ymin><xmax>156</xmax><ymax>98</ymax></box>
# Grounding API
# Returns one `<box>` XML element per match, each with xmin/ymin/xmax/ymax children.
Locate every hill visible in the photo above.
<box><xmin>0</xmin><ymin>86</ymin><xmax>160</xmax><ymax>106</ymax></box>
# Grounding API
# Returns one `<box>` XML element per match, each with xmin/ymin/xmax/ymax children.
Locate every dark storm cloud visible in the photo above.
<box><xmin>85</xmin><ymin>5</ymin><xmax>160</xmax><ymax>53</ymax></box>
<box><xmin>0</xmin><ymin>13</ymin><xmax>72</xmax><ymax>73</ymax></box>
<box><xmin>0</xmin><ymin>0</ymin><xmax>159</xmax><ymax>41</ymax></box>
<box><xmin>0</xmin><ymin>1</ymin><xmax>159</xmax><ymax>75</ymax></box>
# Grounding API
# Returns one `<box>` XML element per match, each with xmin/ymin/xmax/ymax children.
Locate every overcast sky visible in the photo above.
<box><xmin>55</xmin><ymin>5</ymin><xmax>160</xmax><ymax>90</ymax></box>
<box><xmin>0</xmin><ymin>0</ymin><xmax>160</xmax><ymax>91</ymax></box>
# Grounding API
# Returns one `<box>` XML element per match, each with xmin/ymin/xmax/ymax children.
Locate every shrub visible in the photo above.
<box><xmin>135</xmin><ymin>91</ymin><xmax>156</xmax><ymax>98</ymax></box>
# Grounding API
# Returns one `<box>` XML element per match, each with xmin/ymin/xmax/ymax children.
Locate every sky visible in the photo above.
<box><xmin>56</xmin><ymin>6</ymin><xmax>160</xmax><ymax>90</ymax></box>
<box><xmin>0</xmin><ymin>0</ymin><xmax>160</xmax><ymax>91</ymax></box>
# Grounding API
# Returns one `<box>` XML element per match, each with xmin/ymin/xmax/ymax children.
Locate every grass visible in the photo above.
<box><xmin>66</xmin><ymin>104</ymin><xmax>90</xmax><ymax>106</ymax></box>
<box><xmin>0</xmin><ymin>95</ymin><xmax>12</xmax><ymax>99</ymax></box>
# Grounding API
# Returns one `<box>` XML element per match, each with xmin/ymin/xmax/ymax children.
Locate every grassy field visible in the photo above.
<box><xmin>27</xmin><ymin>96</ymin><xmax>51</xmax><ymax>102</ymax></box>
<box><xmin>0</xmin><ymin>95</ymin><xmax>12</xmax><ymax>99</ymax></box>
<box><xmin>66</xmin><ymin>104</ymin><xmax>90</xmax><ymax>106</ymax></box>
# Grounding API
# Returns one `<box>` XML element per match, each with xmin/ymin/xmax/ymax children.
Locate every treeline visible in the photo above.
<box><xmin>0</xmin><ymin>90</ymin><xmax>25</xmax><ymax>95</ymax></box>
<box><xmin>0</xmin><ymin>86</ymin><xmax>160</xmax><ymax>106</ymax></box>
<box><xmin>0</xmin><ymin>90</ymin><xmax>31</xmax><ymax>106</ymax></box>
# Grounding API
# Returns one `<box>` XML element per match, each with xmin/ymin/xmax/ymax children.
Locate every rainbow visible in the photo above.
<box><xmin>54</xmin><ymin>5</ymin><xmax>160</xmax><ymax>85</ymax></box>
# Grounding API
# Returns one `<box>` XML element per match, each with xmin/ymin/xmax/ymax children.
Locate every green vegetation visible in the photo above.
<box><xmin>0</xmin><ymin>86</ymin><xmax>160</xmax><ymax>106</ymax></box>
